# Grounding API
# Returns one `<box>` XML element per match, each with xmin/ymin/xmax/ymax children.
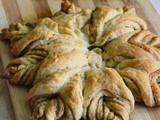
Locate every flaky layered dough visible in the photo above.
<box><xmin>83</xmin><ymin>5</ymin><xmax>147</xmax><ymax>46</ymax></box>
<box><xmin>83</xmin><ymin>68</ymin><xmax>134</xmax><ymax>120</ymax></box>
<box><xmin>1</xmin><ymin>0</ymin><xmax>160</xmax><ymax>120</ymax></box>
<box><xmin>103</xmin><ymin>31</ymin><xmax>160</xmax><ymax>107</ymax></box>
<box><xmin>1</xmin><ymin>3</ymin><xmax>92</xmax><ymax>86</ymax></box>
<box><xmin>28</xmin><ymin>68</ymin><xmax>134</xmax><ymax>120</ymax></box>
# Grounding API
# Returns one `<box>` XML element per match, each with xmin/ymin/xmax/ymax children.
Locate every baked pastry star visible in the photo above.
<box><xmin>1</xmin><ymin>0</ymin><xmax>160</xmax><ymax>119</ymax></box>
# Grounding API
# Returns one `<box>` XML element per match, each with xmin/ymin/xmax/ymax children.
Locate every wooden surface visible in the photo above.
<box><xmin>0</xmin><ymin>0</ymin><xmax>160</xmax><ymax>120</ymax></box>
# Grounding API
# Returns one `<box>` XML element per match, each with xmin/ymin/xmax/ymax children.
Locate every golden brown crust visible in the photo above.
<box><xmin>0</xmin><ymin>23</ymin><xmax>32</xmax><ymax>42</ymax></box>
<box><xmin>1</xmin><ymin>0</ymin><xmax>160</xmax><ymax>119</ymax></box>
<box><xmin>27</xmin><ymin>67</ymin><xmax>134</xmax><ymax>120</ymax></box>
<box><xmin>4</xmin><ymin>32</ymin><xmax>89</xmax><ymax>86</ymax></box>
<box><xmin>61</xmin><ymin>0</ymin><xmax>82</xmax><ymax>14</ymax></box>
<box><xmin>27</xmin><ymin>68</ymin><xmax>83</xmax><ymax>120</ymax></box>
<box><xmin>1</xmin><ymin>9</ymin><xmax>91</xmax><ymax>86</ymax></box>
<box><xmin>83</xmin><ymin>68</ymin><xmax>134</xmax><ymax>120</ymax></box>
<box><xmin>83</xmin><ymin>5</ymin><xmax>147</xmax><ymax>46</ymax></box>
<box><xmin>103</xmin><ymin>31</ymin><xmax>160</xmax><ymax>107</ymax></box>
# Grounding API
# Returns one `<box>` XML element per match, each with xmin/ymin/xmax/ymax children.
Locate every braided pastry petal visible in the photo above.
<box><xmin>103</xmin><ymin>31</ymin><xmax>160</xmax><ymax>107</ymax></box>
<box><xmin>5</xmin><ymin>33</ymin><xmax>89</xmax><ymax>85</ymax></box>
<box><xmin>27</xmin><ymin>68</ymin><xmax>83</xmax><ymax>120</ymax></box>
<box><xmin>84</xmin><ymin>5</ymin><xmax>147</xmax><ymax>46</ymax></box>
<box><xmin>1</xmin><ymin>0</ymin><xmax>92</xmax><ymax>86</ymax></box>
<box><xmin>83</xmin><ymin>68</ymin><xmax>134</xmax><ymax>120</ymax></box>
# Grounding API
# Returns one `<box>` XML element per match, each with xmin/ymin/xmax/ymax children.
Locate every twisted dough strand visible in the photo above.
<box><xmin>103</xmin><ymin>31</ymin><xmax>160</xmax><ymax>107</ymax></box>
<box><xmin>83</xmin><ymin>5</ymin><xmax>147</xmax><ymax>46</ymax></box>
<box><xmin>27</xmin><ymin>68</ymin><xmax>134</xmax><ymax>120</ymax></box>
<box><xmin>83</xmin><ymin>68</ymin><xmax>134</xmax><ymax>120</ymax></box>
<box><xmin>28</xmin><ymin>68</ymin><xmax>83</xmax><ymax>120</ymax></box>
<box><xmin>1</xmin><ymin>0</ymin><xmax>91</xmax><ymax>86</ymax></box>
